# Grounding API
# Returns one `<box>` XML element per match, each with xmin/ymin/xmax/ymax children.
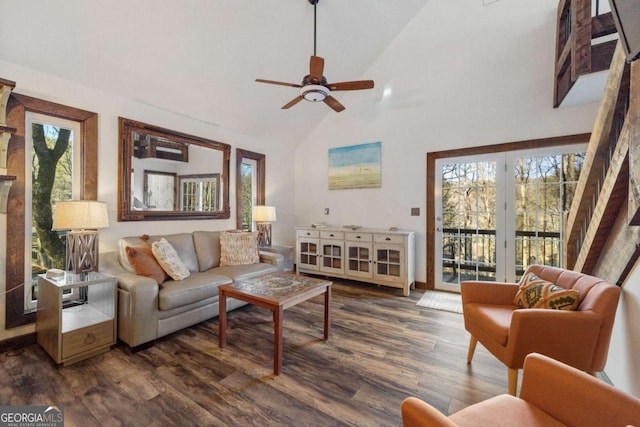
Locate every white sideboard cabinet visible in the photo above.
<box><xmin>296</xmin><ymin>227</ymin><xmax>415</xmax><ymax>296</ymax></box>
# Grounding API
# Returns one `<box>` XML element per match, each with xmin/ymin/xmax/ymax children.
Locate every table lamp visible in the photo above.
<box><xmin>253</xmin><ymin>205</ymin><xmax>276</xmax><ymax>246</ymax></box>
<box><xmin>52</xmin><ymin>200</ymin><xmax>109</xmax><ymax>274</ymax></box>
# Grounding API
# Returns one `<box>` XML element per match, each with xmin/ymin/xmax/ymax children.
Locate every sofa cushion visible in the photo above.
<box><xmin>449</xmin><ymin>395</ymin><xmax>565</xmax><ymax>427</ymax></box>
<box><xmin>515</xmin><ymin>272</ymin><xmax>579</xmax><ymax>310</ymax></box>
<box><xmin>125</xmin><ymin>242</ymin><xmax>169</xmax><ymax>285</ymax></box>
<box><xmin>220</xmin><ymin>231</ymin><xmax>260</xmax><ymax>266</ymax></box>
<box><xmin>464</xmin><ymin>303</ymin><xmax>514</xmax><ymax>346</ymax></box>
<box><xmin>193</xmin><ymin>230</ymin><xmax>222</xmax><ymax>271</ymax></box>
<box><xmin>213</xmin><ymin>262</ymin><xmax>279</xmax><ymax>282</ymax></box>
<box><xmin>152</xmin><ymin>238</ymin><xmax>191</xmax><ymax>281</ymax></box>
<box><xmin>159</xmin><ymin>272</ymin><xmax>232</xmax><ymax>311</ymax></box>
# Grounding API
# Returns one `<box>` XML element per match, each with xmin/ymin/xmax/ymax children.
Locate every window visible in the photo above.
<box><xmin>426</xmin><ymin>133</ymin><xmax>591</xmax><ymax>291</ymax></box>
<box><xmin>24</xmin><ymin>112</ymin><xmax>82</xmax><ymax>310</ymax></box>
<box><xmin>5</xmin><ymin>94</ymin><xmax>97</xmax><ymax>328</ymax></box>
<box><xmin>235</xmin><ymin>149</ymin><xmax>265</xmax><ymax>231</ymax></box>
<box><xmin>435</xmin><ymin>146</ymin><xmax>585</xmax><ymax>291</ymax></box>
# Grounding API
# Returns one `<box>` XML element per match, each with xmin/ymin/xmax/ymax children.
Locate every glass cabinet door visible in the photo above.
<box><xmin>346</xmin><ymin>243</ymin><xmax>373</xmax><ymax>278</ymax></box>
<box><xmin>320</xmin><ymin>241</ymin><xmax>344</xmax><ymax>274</ymax></box>
<box><xmin>298</xmin><ymin>239</ymin><xmax>320</xmax><ymax>271</ymax></box>
<box><xmin>374</xmin><ymin>245</ymin><xmax>403</xmax><ymax>282</ymax></box>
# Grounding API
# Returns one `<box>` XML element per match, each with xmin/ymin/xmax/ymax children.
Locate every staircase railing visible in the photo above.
<box><xmin>563</xmin><ymin>44</ymin><xmax>638</xmax><ymax>286</ymax></box>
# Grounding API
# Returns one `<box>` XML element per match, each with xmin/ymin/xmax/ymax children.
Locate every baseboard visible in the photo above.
<box><xmin>414</xmin><ymin>281</ymin><xmax>428</xmax><ymax>290</ymax></box>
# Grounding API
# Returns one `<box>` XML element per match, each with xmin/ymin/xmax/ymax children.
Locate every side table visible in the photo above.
<box><xmin>37</xmin><ymin>271</ymin><xmax>117</xmax><ymax>366</ymax></box>
<box><xmin>260</xmin><ymin>244</ymin><xmax>294</xmax><ymax>272</ymax></box>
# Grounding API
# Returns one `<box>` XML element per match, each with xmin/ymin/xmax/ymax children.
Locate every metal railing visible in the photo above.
<box><xmin>441</xmin><ymin>228</ymin><xmax>561</xmax><ymax>282</ymax></box>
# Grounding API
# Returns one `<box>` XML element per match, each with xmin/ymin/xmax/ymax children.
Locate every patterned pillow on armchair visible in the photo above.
<box><xmin>514</xmin><ymin>272</ymin><xmax>580</xmax><ymax>310</ymax></box>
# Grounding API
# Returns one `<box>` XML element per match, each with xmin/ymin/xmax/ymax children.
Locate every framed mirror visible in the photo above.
<box><xmin>118</xmin><ymin>118</ymin><xmax>230</xmax><ymax>221</ymax></box>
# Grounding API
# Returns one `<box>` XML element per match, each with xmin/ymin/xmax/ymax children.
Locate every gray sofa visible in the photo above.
<box><xmin>100</xmin><ymin>230</ymin><xmax>283</xmax><ymax>348</ymax></box>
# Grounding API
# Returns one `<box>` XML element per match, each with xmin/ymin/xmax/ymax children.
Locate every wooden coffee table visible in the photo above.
<box><xmin>218</xmin><ymin>271</ymin><xmax>331</xmax><ymax>375</ymax></box>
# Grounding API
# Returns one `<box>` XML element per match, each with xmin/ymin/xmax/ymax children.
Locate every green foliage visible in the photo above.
<box><xmin>241</xmin><ymin>163</ymin><xmax>253</xmax><ymax>231</ymax></box>
<box><xmin>31</xmin><ymin>123</ymin><xmax>72</xmax><ymax>272</ymax></box>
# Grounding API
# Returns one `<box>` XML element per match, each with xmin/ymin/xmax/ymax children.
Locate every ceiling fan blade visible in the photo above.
<box><xmin>282</xmin><ymin>96</ymin><xmax>304</xmax><ymax>109</ymax></box>
<box><xmin>328</xmin><ymin>80</ymin><xmax>375</xmax><ymax>91</ymax></box>
<box><xmin>256</xmin><ymin>79</ymin><xmax>302</xmax><ymax>88</ymax></box>
<box><xmin>309</xmin><ymin>56</ymin><xmax>325</xmax><ymax>82</ymax></box>
<box><xmin>324</xmin><ymin>95</ymin><xmax>345</xmax><ymax>112</ymax></box>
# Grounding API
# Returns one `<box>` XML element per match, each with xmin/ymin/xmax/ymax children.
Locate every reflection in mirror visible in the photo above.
<box><xmin>142</xmin><ymin>170</ymin><xmax>176</xmax><ymax>210</ymax></box>
<box><xmin>119</xmin><ymin>118</ymin><xmax>230</xmax><ymax>221</ymax></box>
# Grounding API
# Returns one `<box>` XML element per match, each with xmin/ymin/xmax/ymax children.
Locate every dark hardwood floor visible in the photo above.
<box><xmin>0</xmin><ymin>280</ymin><xmax>507</xmax><ymax>426</ymax></box>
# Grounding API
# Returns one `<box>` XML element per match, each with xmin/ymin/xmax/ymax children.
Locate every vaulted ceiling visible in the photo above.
<box><xmin>0</xmin><ymin>0</ymin><xmax>430</xmax><ymax>146</ymax></box>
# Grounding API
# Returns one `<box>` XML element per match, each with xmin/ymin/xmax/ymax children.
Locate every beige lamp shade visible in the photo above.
<box><xmin>253</xmin><ymin>205</ymin><xmax>277</xmax><ymax>222</ymax></box>
<box><xmin>52</xmin><ymin>200</ymin><xmax>109</xmax><ymax>230</ymax></box>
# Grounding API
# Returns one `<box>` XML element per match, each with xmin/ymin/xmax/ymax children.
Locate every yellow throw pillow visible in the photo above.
<box><xmin>514</xmin><ymin>272</ymin><xmax>580</xmax><ymax>310</ymax></box>
<box><xmin>220</xmin><ymin>231</ymin><xmax>260</xmax><ymax>266</ymax></box>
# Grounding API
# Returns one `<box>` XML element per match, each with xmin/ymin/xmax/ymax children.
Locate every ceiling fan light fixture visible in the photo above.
<box><xmin>255</xmin><ymin>0</ymin><xmax>373</xmax><ymax>112</ymax></box>
<box><xmin>301</xmin><ymin>84</ymin><xmax>330</xmax><ymax>102</ymax></box>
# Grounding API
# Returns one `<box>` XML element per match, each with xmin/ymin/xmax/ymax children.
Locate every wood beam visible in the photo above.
<box><xmin>564</xmin><ymin>44</ymin><xmax>628</xmax><ymax>269</ymax></box>
<box><xmin>628</xmin><ymin>61</ymin><xmax>640</xmax><ymax>224</ymax></box>
<box><xmin>574</xmin><ymin>124</ymin><xmax>628</xmax><ymax>274</ymax></box>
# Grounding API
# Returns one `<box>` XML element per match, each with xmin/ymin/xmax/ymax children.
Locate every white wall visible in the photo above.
<box><xmin>0</xmin><ymin>59</ymin><xmax>296</xmax><ymax>340</ymax></box>
<box><xmin>607</xmin><ymin>259</ymin><xmax>640</xmax><ymax>397</ymax></box>
<box><xmin>295</xmin><ymin>0</ymin><xmax>599</xmax><ymax>284</ymax></box>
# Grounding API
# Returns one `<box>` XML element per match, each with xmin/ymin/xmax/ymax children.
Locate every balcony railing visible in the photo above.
<box><xmin>441</xmin><ymin>228</ymin><xmax>561</xmax><ymax>282</ymax></box>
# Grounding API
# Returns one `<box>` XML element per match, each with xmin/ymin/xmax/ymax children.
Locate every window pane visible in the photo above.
<box><xmin>241</xmin><ymin>162</ymin><xmax>254</xmax><ymax>231</ymax></box>
<box><xmin>30</xmin><ymin>122</ymin><xmax>74</xmax><ymax>305</ymax></box>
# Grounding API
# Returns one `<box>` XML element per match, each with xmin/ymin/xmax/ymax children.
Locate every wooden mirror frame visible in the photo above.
<box><xmin>235</xmin><ymin>148</ymin><xmax>265</xmax><ymax>230</ymax></box>
<box><xmin>5</xmin><ymin>94</ymin><xmax>98</xmax><ymax>328</ymax></box>
<box><xmin>118</xmin><ymin>118</ymin><xmax>231</xmax><ymax>221</ymax></box>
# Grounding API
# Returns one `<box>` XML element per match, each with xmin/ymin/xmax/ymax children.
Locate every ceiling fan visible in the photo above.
<box><xmin>256</xmin><ymin>0</ymin><xmax>374</xmax><ymax>112</ymax></box>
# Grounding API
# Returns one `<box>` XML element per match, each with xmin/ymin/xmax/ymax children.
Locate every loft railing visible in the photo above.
<box><xmin>554</xmin><ymin>0</ymin><xmax>618</xmax><ymax>107</ymax></box>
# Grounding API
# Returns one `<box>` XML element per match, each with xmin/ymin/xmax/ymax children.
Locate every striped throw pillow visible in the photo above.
<box><xmin>220</xmin><ymin>231</ymin><xmax>260</xmax><ymax>266</ymax></box>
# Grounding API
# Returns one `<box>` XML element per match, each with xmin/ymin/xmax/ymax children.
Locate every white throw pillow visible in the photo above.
<box><xmin>151</xmin><ymin>238</ymin><xmax>191</xmax><ymax>280</ymax></box>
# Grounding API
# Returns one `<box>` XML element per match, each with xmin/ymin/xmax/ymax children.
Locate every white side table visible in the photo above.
<box><xmin>36</xmin><ymin>271</ymin><xmax>116</xmax><ymax>366</ymax></box>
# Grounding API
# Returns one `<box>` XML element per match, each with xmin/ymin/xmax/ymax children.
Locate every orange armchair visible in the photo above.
<box><xmin>462</xmin><ymin>265</ymin><xmax>620</xmax><ymax>395</ymax></box>
<box><xmin>401</xmin><ymin>353</ymin><xmax>640</xmax><ymax>427</ymax></box>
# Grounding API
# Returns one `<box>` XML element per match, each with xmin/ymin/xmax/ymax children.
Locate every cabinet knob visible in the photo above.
<box><xmin>329</xmin><ymin>233</ymin><xmax>334</xmax><ymax>237</ymax></box>
<box><xmin>356</xmin><ymin>235</ymin><xmax>361</xmax><ymax>239</ymax></box>
<box><xmin>306</xmin><ymin>232</ymin><xmax>311</xmax><ymax>236</ymax></box>
<box><xmin>385</xmin><ymin>237</ymin><xmax>391</xmax><ymax>241</ymax></box>
<box><xmin>85</xmin><ymin>332</ymin><xmax>96</xmax><ymax>344</ymax></box>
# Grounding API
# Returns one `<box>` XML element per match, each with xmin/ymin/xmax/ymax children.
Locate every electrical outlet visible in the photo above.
<box><xmin>411</xmin><ymin>207</ymin><xmax>420</xmax><ymax>216</ymax></box>
<box><xmin>324</xmin><ymin>208</ymin><xmax>330</xmax><ymax>215</ymax></box>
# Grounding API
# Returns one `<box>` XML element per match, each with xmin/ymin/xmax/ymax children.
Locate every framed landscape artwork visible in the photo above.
<box><xmin>328</xmin><ymin>141</ymin><xmax>381</xmax><ymax>190</ymax></box>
